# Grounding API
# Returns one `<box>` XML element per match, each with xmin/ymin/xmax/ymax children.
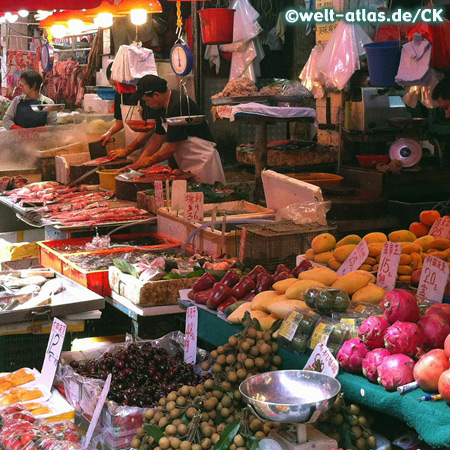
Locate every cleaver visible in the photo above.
<box><xmin>88</xmin><ymin>140</ymin><xmax>108</xmax><ymax>159</ymax></box>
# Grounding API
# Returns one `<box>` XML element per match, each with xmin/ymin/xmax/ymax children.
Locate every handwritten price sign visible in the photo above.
<box><xmin>429</xmin><ymin>218</ymin><xmax>450</xmax><ymax>239</ymax></box>
<box><xmin>154</xmin><ymin>181</ymin><xmax>164</xmax><ymax>208</ymax></box>
<box><xmin>304</xmin><ymin>342</ymin><xmax>339</xmax><ymax>378</ymax></box>
<box><xmin>184</xmin><ymin>193</ymin><xmax>204</xmax><ymax>223</ymax></box>
<box><xmin>41</xmin><ymin>318</ymin><xmax>67</xmax><ymax>390</ymax></box>
<box><xmin>417</xmin><ymin>255</ymin><xmax>449</xmax><ymax>302</ymax></box>
<box><xmin>337</xmin><ymin>240</ymin><xmax>369</xmax><ymax>276</ymax></box>
<box><xmin>377</xmin><ymin>242</ymin><xmax>402</xmax><ymax>291</ymax></box>
<box><xmin>184</xmin><ymin>306</ymin><xmax>198</xmax><ymax>364</ymax></box>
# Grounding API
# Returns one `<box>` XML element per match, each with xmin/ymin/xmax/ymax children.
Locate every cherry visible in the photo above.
<box><xmin>115</xmin><ymin>360</ymin><xmax>125</xmax><ymax>369</ymax></box>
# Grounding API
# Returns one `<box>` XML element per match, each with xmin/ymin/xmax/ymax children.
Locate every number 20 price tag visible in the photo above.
<box><xmin>41</xmin><ymin>318</ymin><xmax>67</xmax><ymax>390</ymax></box>
<box><xmin>417</xmin><ymin>255</ymin><xmax>449</xmax><ymax>303</ymax></box>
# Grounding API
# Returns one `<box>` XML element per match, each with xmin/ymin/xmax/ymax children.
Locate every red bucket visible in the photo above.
<box><xmin>198</xmin><ymin>8</ymin><xmax>235</xmax><ymax>45</ymax></box>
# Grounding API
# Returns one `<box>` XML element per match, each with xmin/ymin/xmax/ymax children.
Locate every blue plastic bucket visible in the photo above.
<box><xmin>364</xmin><ymin>40</ymin><xmax>405</xmax><ymax>87</ymax></box>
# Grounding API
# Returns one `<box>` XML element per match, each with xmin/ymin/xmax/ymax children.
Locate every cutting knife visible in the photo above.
<box><xmin>88</xmin><ymin>140</ymin><xmax>108</xmax><ymax>160</ymax></box>
<box><xmin>68</xmin><ymin>165</ymin><xmax>104</xmax><ymax>187</ymax></box>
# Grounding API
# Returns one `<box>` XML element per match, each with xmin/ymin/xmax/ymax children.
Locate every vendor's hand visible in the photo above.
<box><xmin>118</xmin><ymin>157</ymin><xmax>153</xmax><ymax>173</ymax></box>
<box><xmin>101</xmin><ymin>133</ymin><xmax>112</xmax><ymax>146</ymax></box>
<box><xmin>109</xmin><ymin>148</ymin><xmax>128</xmax><ymax>159</ymax></box>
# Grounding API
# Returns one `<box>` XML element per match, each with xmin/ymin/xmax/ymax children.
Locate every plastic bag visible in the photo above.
<box><xmin>375</xmin><ymin>24</ymin><xmax>408</xmax><ymax>42</ymax></box>
<box><xmin>403</xmin><ymin>69</ymin><xmax>444</xmax><ymax>108</ymax></box>
<box><xmin>308</xmin><ymin>317</ymin><xmax>351</xmax><ymax>356</ymax></box>
<box><xmin>228</xmin><ymin>0</ymin><xmax>261</xmax><ymax>44</ymax></box>
<box><xmin>299</xmin><ymin>44</ymin><xmax>325</xmax><ymax>99</ymax></box>
<box><xmin>276</xmin><ymin>201</ymin><xmax>331</xmax><ymax>226</ymax></box>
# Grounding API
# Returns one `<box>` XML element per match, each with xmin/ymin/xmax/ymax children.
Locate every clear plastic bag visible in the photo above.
<box><xmin>275</xmin><ymin>201</ymin><xmax>331</xmax><ymax>226</ymax></box>
<box><xmin>309</xmin><ymin>317</ymin><xmax>351</xmax><ymax>356</ymax></box>
<box><xmin>299</xmin><ymin>44</ymin><xmax>325</xmax><ymax>99</ymax></box>
<box><xmin>403</xmin><ymin>68</ymin><xmax>444</xmax><ymax>108</ymax></box>
<box><xmin>228</xmin><ymin>0</ymin><xmax>261</xmax><ymax>44</ymax></box>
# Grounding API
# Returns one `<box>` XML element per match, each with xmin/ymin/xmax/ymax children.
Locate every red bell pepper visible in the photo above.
<box><xmin>231</xmin><ymin>275</ymin><xmax>256</xmax><ymax>298</ymax></box>
<box><xmin>194</xmin><ymin>288</ymin><xmax>214</xmax><ymax>304</ymax></box>
<box><xmin>192</xmin><ymin>273</ymin><xmax>216</xmax><ymax>292</ymax></box>
<box><xmin>255</xmin><ymin>272</ymin><xmax>274</xmax><ymax>294</ymax></box>
<box><xmin>247</xmin><ymin>265</ymin><xmax>267</xmax><ymax>283</ymax></box>
<box><xmin>206</xmin><ymin>283</ymin><xmax>231</xmax><ymax>310</ymax></box>
<box><xmin>273</xmin><ymin>271</ymin><xmax>295</xmax><ymax>283</ymax></box>
<box><xmin>220</xmin><ymin>270</ymin><xmax>240</xmax><ymax>288</ymax></box>
<box><xmin>292</xmin><ymin>260</ymin><xmax>313</xmax><ymax>278</ymax></box>
<box><xmin>217</xmin><ymin>296</ymin><xmax>237</xmax><ymax>313</ymax></box>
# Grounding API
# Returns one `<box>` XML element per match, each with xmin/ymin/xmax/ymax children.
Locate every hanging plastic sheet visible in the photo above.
<box><xmin>204</xmin><ymin>45</ymin><xmax>221</xmax><ymax>74</ymax></box>
<box><xmin>299</xmin><ymin>44</ymin><xmax>325</xmax><ymax>99</ymax></box>
<box><xmin>403</xmin><ymin>69</ymin><xmax>444</xmax><ymax>109</ymax></box>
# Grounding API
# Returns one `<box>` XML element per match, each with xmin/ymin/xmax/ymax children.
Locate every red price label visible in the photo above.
<box><xmin>429</xmin><ymin>218</ymin><xmax>450</xmax><ymax>239</ymax></box>
<box><xmin>376</xmin><ymin>242</ymin><xmax>401</xmax><ymax>291</ymax></box>
<box><xmin>417</xmin><ymin>255</ymin><xmax>449</xmax><ymax>302</ymax></box>
<box><xmin>337</xmin><ymin>240</ymin><xmax>369</xmax><ymax>276</ymax></box>
<box><xmin>154</xmin><ymin>181</ymin><xmax>164</xmax><ymax>208</ymax></box>
<box><xmin>184</xmin><ymin>193</ymin><xmax>204</xmax><ymax>223</ymax></box>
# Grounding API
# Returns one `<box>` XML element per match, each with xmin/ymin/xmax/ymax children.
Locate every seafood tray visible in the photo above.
<box><xmin>38</xmin><ymin>232</ymin><xmax>181</xmax><ymax>273</ymax></box>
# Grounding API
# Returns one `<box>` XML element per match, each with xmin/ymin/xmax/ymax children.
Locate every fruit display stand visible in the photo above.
<box><xmin>191</xmin><ymin>306</ymin><xmax>450</xmax><ymax>448</ymax></box>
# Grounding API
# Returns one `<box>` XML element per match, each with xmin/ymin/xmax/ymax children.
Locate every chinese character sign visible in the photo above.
<box><xmin>184</xmin><ymin>306</ymin><xmax>198</xmax><ymax>364</ymax></box>
<box><xmin>377</xmin><ymin>242</ymin><xmax>401</xmax><ymax>291</ymax></box>
<box><xmin>304</xmin><ymin>342</ymin><xmax>339</xmax><ymax>377</ymax></box>
<box><xmin>154</xmin><ymin>181</ymin><xmax>164</xmax><ymax>208</ymax></box>
<box><xmin>417</xmin><ymin>255</ymin><xmax>449</xmax><ymax>302</ymax></box>
<box><xmin>429</xmin><ymin>218</ymin><xmax>450</xmax><ymax>239</ymax></box>
<box><xmin>337</xmin><ymin>240</ymin><xmax>369</xmax><ymax>276</ymax></box>
<box><xmin>184</xmin><ymin>193</ymin><xmax>204</xmax><ymax>223</ymax></box>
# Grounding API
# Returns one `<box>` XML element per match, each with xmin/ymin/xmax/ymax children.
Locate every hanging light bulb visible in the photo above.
<box><xmin>0</xmin><ymin>16</ymin><xmax>5</xmax><ymax>24</ymax></box>
<box><xmin>5</xmin><ymin>12</ymin><xmax>19</xmax><ymax>22</ymax></box>
<box><xmin>94</xmin><ymin>12</ymin><xmax>113</xmax><ymax>28</ymax></box>
<box><xmin>130</xmin><ymin>9</ymin><xmax>147</xmax><ymax>25</ymax></box>
<box><xmin>18</xmin><ymin>10</ymin><xmax>29</xmax><ymax>17</ymax></box>
<box><xmin>67</xmin><ymin>18</ymin><xmax>84</xmax><ymax>34</ymax></box>
<box><xmin>36</xmin><ymin>10</ymin><xmax>53</xmax><ymax>21</ymax></box>
<box><xmin>50</xmin><ymin>24</ymin><xmax>68</xmax><ymax>38</ymax></box>
<box><xmin>117</xmin><ymin>0</ymin><xmax>162</xmax><ymax>25</ymax></box>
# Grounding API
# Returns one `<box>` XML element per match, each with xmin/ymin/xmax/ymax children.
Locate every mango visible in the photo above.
<box><xmin>410</xmin><ymin>252</ymin><xmax>422</xmax><ymax>268</ymax></box>
<box><xmin>364</xmin><ymin>257</ymin><xmax>377</xmax><ymax>265</ymax></box>
<box><xmin>314</xmin><ymin>251</ymin><xmax>334</xmax><ymax>265</ymax></box>
<box><xmin>373</xmin><ymin>264</ymin><xmax>379</xmax><ymax>272</ymax></box>
<box><xmin>429</xmin><ymin>251</ymin><xmax>448</xmax><ymax>261</ymax></box>
<box><xmin>273</xmin><ymin>278</ymin><xmax>299</xmax><ymax>294</ymax></box>
<box><xmin>257</xmin><ymin>314</ymin><xmax>279</xmax><ymax>331</ymax></box>
<box><xmin>311</xmin><ymin>233</ymin><xmax>336</xmax><ymax>254</ymax></box>
<box><xmin>363</xmin><ymin>232</ymin><xmax>388</xmax><ymax>244</ymax></box>
<box><xmin>355</xmin><ymin>270</ymin><xmax>376</xmax><ymax>283</ymax></box>
<box><xmin>376</xmin><ymin>255</ymin><xmax>381</xmax><ymax>263</ymax></box>
<box><xmin>336</xmin><ymin>234</ymin><xmax>361</xmax><ymax>248</ymax></box>
<box><xmin>359</xmin><ymin>264</ymin><xmax>372</xmax><ymax>271</ymax></box>
<box><xmin>251</xmin><ymin>291</ymin><xmax>280</xmax><ymax>311</ymax></box>
<box><xmin>400</xmin><ymin>242</ymin><xmax>422</xmax><ymax>254</ymax></box>
<box><xmin>333</xmin><ymin>244</ymin><xmax>357</xmax><ymax>263</ymax></box>
<box><xmin>414</xmin><ymin>235</ymin><xmax>435</xmax><ymax>252</ymax></box>
<box><xmin>368</xmin><ymin>242</ymin><xmax>384</xmax><ymax>257</ymax></box>
<box><xmin>268</xmin><ymin>300</ymin><xmax>311</xmax><ymax>318</ymax></box>
<box><xmin>398</xmin><ymin>275</ymin><xmax>412</xmax><ymax>282</ymax></box>
<box><xmin>388</xmin><ymin>230</ymin><xmax>417</xmax><ymax>242</ymax></box>
<box><xmin>331</xmin><ymin>272</ymin><xmax>370</xmax><ymax>295</ymax></box>
<box><xmin>352</xmin><ymin>283</ymin><xmax>386</xmax><ymax>304</ymax></box>
<box><xmin>429</xmin><ymin>238</ymin><xmax>450</xmax><ymax>250</ymax></box>
<box><xmin>305</xmin><ymin>249</ymin><xmax>316</xmax><ymax>260</ymax></box>
<box><xmin>228</xmin><ymin>303</ymin><xmax>253</xmax><ymax>324</ymax></box>
<box><xmin>328</xmin><ymin>258</ymin><xmax>342</xmax><ymax>271</ymax></box>
<box><xmin>398</xmin><ymin>264</ymin><xmax>415</xmax><ymax>275</ymax></box>
<box><xmin>285</xmin><ymin>280</ymin><xmax>326</xmax><ymax>299</ymax></box>
<box><xmin>298</xmin><ymin>266</ymin><xmax>339</xmax><ymax>286</ymax></box>
<box><xmin>249</xmin><ymin>310</ymin><xmax>269</xmax><ymax>321</ymax></box>
<box><xmin>400</xmin><ymin>254</ymin><xmax>412</xmax><ymax>265</ymax></box>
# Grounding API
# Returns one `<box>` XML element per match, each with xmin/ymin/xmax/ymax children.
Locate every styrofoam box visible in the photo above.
<box><xmin>0</xmin><ymin>229</ymin><xmax>45</xmax><ymax>244</ymax></box>
<box><xmin>55</xmin><ymin>152</ymin><xmax>91</xmax><ymax>185</ymax></box>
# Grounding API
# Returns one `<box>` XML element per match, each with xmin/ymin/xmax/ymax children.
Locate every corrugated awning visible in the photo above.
<box><xmin>0</xmin><ymin>0</ymin><xmax>102</xmax><ymax>12</ymax></box>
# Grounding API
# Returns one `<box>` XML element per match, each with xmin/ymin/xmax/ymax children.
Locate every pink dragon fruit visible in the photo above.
<box><xmin>417</xmin><ymin>314</ymin><xmax>450</xmax><ymax>349</ymax></box>
<box><xmin>382</xmin><ymin>289</ymin><xmax>421</xmax><ymax>324</ymax></box>
<box><xmin>384</xmin><ymin>321</ymin><xmax>425</xmax><ymax>357</ymax></box>
<box><xmin>362</xmin><ymin>348</ymin><xmax>391</xmax><ymax>383</ymax></box>
<box><xmin>337</xmin><ymin>338</ymin><xmax>368</xmax><ymax>374</ymax></box>
<box><xmin>377</xmin><ymin>354</ymin><xmax>415</xmax><ymax>391</ymax></box>
<box><xmin>358</xmin><ymin>316</ymin><xmax>390</xmax><ymax>350</ymax></box>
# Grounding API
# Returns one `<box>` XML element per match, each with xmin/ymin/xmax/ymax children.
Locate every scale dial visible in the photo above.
<box><xmin>170</xmin><ymin>43</ymin><xmax>194</xmax><ymax>77</ymax></box>
<box><xmin>41</xmin><ymin>44</ymin><xmax>54</xmax><ymax>72</ymax></box>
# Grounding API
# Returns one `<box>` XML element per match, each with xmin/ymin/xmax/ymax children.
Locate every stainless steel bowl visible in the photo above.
<box><xmin>239</xmin><ymin>370</ymin><xmax>341</xmax><ymax>423</ymax></box>
<box><xmin>31</xmin><ymin>103</ymin><xmax>65</xmax><ymax>112</ymax></box>
<box><xmin>166</xmin><ymin>115</ymin><xmax>205</xmax><ymax>126</ymax></box>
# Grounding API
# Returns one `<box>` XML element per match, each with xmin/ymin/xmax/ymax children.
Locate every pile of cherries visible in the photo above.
<box><xmin>69</xmin><ymin>342</ymin><xmax>208</xmax><ymax>408</ymax></box>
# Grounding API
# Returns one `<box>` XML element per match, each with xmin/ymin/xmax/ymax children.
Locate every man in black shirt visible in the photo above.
<box><xmin>125</xmin><ymin>75</ymin><xmax>225</xmax><ymax>185</ymax></box>
<box><xmin>433</xmin><ymin>77</ymin><xmax>450</xmax><ymax>119</ymax></box>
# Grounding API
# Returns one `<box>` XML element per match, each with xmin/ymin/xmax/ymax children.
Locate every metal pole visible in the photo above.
<box><xmin>191</xmin><ymin>1</ymin><xmax>202</xmax><ymax>105</ymax></box>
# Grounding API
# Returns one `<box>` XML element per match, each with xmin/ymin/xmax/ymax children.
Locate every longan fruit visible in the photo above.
<box><xmin>154</xmin><ymin>411</ymin><xmax>163</xmax><ymax>423</ymax></box>
<box><xmin>158</xmin><ymin>398</ymin><xmax>167</xmax><ymax>407</ymax></box>
<box><xmin>210</xmin><ymin>350</ymin><xmax>218</xmax><ymax>359</ymax></box>
<box><xmin>201</xmin><ymin>361</ymin><xmax>210</xmax><ymax>371</ymax></box>
<box><xmin>167</xmin><ymin>392</ymin><xmax>178</xmax><ymax>402</ymax></box>
<box><xmin>166</xmin><ymin>401</ymin><xmax>176</xmax><ymax>411</ymax></box>
<box><xmin>200</xmin><ymin>438</ymin><xmax>211</xmax><ymax>450</ymax></box>
<box><xmin>247</xmin><ymin>328</ymin><xmax>257</xmax><ymax>339</ymax></box>
<box><xmin>234</xmin><ymin>434</ymin><xmax>245</xmax><ymax>447</ymax></box>
<box><xmin>190</xmin><ymin>387</ymin><xmax>199</xmax><ymax>398</ymax></box>
<box><xmin>249</xmin><ymin>346</ymin><xmax>259</xmax><ymax>357</ymax></box>
<box><xmin>229</xmin><ymin>335</ymin><xmax>238</xmax><ymax>346</ymax></box>
<box><xmin>176</xmin><ymin>396</ymin><xmax>186</xmax><ymax>407</ymax></box>
<box><xmin>217</xmin><ymin>346</ymin><xmax>225</xmax><ymax>354</ymax></box>
<box><xmin>352</xmin><ymin>426</ymin><xmax>362</xmax><ymax>439</ymax></box>
<box><xmin>262</xmin><ymin>332</ymin><xmax>271</xmax><ymax>342</ymax></box>
<box><xmin>255</xmin><ymin>357</ymin><xmax>265</xmax><ymax>369</ymax></box>
<box><xmin>180</xmin><ymin>442</ymin><xmax>191</xmax><ymax>450</ymax></box>
<box><xmin>201</xmin><ymin>412</ymin><xmax>210</xmax><ymax>422</ymax></box>
<box><xmin>177</xmin><ymin>423</ymin><xmax>188</xmax><ymax>436</ymax></box>
<box><xmin>170</xmin><ymin>437</ymin><xmax>181</xmax><ymax>449</ymax></box>
<box><xmin>356</xmin><ymin>437</ymin><xmax>366</xmax><ymax>450</ymax></box>
<box><xmin>236</xmin><ymin>362</ymin><xmax>243</xmax><ymax>370</ymax></box>
<box><xmin>367</xmin><ymin>436</ymin><xmax>377</xmax><ymax>448</ymax></box>
<box><xmin>170</xmin><ymin>408</ymin><xmax>181</xmax><ymax>419</ymax></box>
<box><xmin>240</xmin><ymin>341</ymin><xmax>251</xmax><ymax>353</ymax></box>
<box><xmin>208</xmin><ymin>409</ymin><xmax>217</xmax><ymax>419</ymax></box>
<box><xmin>221</xmin><ymin>395</ymin><xmax>232</xmax><ymax>407</ymax></box>
<box><xmin>263</xmin><ymin>424</ymin><xmax>272</xmax><ymax>435</ymax></box>
<box><xmin>180</xmin><ymin>386</ymin><xmax>190</xmax><ymax>396</ymax></box>
<box><xmin>221</xmin><ymin>381</ymin><xmax>232</xmax><ymax>391</ymax></box>
<box><xmin>211</xmin><ymin>433</ymin><xmax>220</xmax><ymax>445</ymax></box>
<box><xmin>255</xmin><ymin>431</ymin><xmax>265</xmax><ymax>439</ymax></box>
<box><xmin>158</xmin><ymin>417</ymin><xmax>169</xmax><ymax>428</ymax></box>
<box><xmin>136</xmin><ymin>427</ymin><xmax>145</xmax><ymax>437</ymax></box>
<box><xmin>250</xmin><ymin>418</ymin><xmax>263</xmax><ymax>432</ymax></box>
<box><xmin>234</xmin><ymin>390</ymin><xmax>242</xmax><ymax>401</ymax></box>
<box><xmin>186</xmin><ymin>407</ymin><xmax>199</xmax><ymax>419</ymax></box>
<box><xmin>237</xmin><ymin>368</ymin><xmax>247</xmax><ymax>379</ymax></box>
<box><xmin>236</xmin><ymin>447</ymin><xmax>247</xmax><ymax>450</ymax></box>
<box><xmin>217</xmin><ymin>423</ymin><xmax>226</xmax><ymax>433</ymax></box>
<box><xmin>217</xmin><ymin>354</ymin><xmax>227</xmax><ymax>365</ymax></box>
<box><xmin>221</xmin><ymin>407</ymin><xmax>231</xmax><ymax>418</ymax></box>
<box><xmin>213</xmin><ymin>390</ymin><xmax>224</xmax><ymax>400</ymax></box>
<box><xmin>131</xmin><ymin>438</ymin><xmax>141</xmax><ymax>448</ymax></box>
<box><xmin>192</xmin><ymin>445</ymin><xmax>202</xmax><ymax>450</ymax></box>
<box><xmin>272</xmin><ymin>355</ymin><xmax>282</xmax><ymax>366</ymax></box>
<box><xmin>259</xmin><ymin>343</ymin><xmax>272</xmax><ymax>355</ymax></box>
<box><xmin>204</xmin><ymin>379</ymin><xmax>215</xmax><ymax>390</ymax></box>
<box><xmin>226</xmin><ymin>354</ymin><xmax>236</xmax><ymax>365</ymax></box>
<box><xmin>202</xmin><ymin>425</ymin><xmax>213</xmax><ymax>438</ymax></box>
<box><xmin>349</xmin><ymin>404</ymin><xmax>360</xmax><ymax>416</ymax></box>
<box><xmin>145</xmin><ymin>409</ymin><xmax>154</xmax><ymax>420</ymax></box>
<box><xmin>246</xmin><ymin>338</ymin><xmax>255</xmax><ymax>346</ymax></box>
<box><xmin>165</xmin><ymin>425</ymin><xmax>177</xmax><ymax>436</ymax></box>
<box><xmin>203</xmin><ymin>398</ymin><xmax>216</xmax><ymax>411</ymax></box>
<box><xmin>271</xmin><ymin>342</ymin><xmax>279</xmax><ymax>353</ymax></box>
<box><xmin>172</xmin><ymin>419</ymin><xmax>182</xmax><ymax>427</ymax></box>
<box><xmin>159</xmin><ymin>437</ymin><xmax>170</xmax><ymax>450</ymax></box>
<box><xmin>213</xmin><ymin>363</ymin><xmax>223</xmax><ymax>373</ymax></box>
<box><xmin>225</xmin><ymin>416</ymin><xmax>234</xmax><ymax>424</ymax></box>
<box><xmin>244</xmin><ymin>358</ymin><xmax>255</xmax><ymax>369</ymax></box>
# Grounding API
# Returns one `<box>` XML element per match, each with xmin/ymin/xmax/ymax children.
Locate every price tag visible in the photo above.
<box><xmin>41</xmin><ymin>318</ymin><xmax>67</xmax><ymax>390</ymax></box>
<box><xmin>417</xmin><ymin>255</ymin><xmax>449</xmax><ymax>302</ymax></box>
<box><xmin>184</xmin><ymin>306</ymin><xmax>198</xmax><ymax>364</ymax></box>
<box><xmin>337</xmin><ymin>240</ymin><xmax>369</xmax><ymax>276</ymax></box>
<box><xmin>429</xmin><ymin>218</ymin><xmax>450</xmax><ymax>239</ymax></box>
<box><xmin>171</xmin><ymin>180</ymin><xmax>187</xmax><ymax>210</ymax></box>
<box><xmin>84</xmin><ymin>374</ymin><xmax>112</xmax><ymax>449</ymax></box>
<box><xmin>279</xmin><ymin>311</ymin><xmax>302</xmax><ymax>341</ymax></box>
<box><xmin>239</xmin><ymin>228</ymin><xmax>247</xmax><ymax>262</ymax></box>
<box><xmin>154</xmin><ymin>181</ymin><xmax>164</xmax><ymax>208</ymax></box>
<box><xmin>309</xmin><ymin>322</ymin><xmax>333</xmax><ymax>350</ymax></box>
<box><xmin>376</xmin><ymin>242</ymin><xmax>402</xmax><ymax>291</ymax></box>
<box><xmin>184</xmin><ymin>193</ymin><xmax>204</xmax><ymax>223</ymax></box>
<box><xmin>304</xmin><ymin>342</ymin><xmax>339</xmax><ymax>377</ymax></box>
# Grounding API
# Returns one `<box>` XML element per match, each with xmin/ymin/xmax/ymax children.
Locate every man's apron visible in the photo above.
<box><xmin>121</xmin><ymin>103</ymin><xmax>145</xmax><ymax>162</ymax></box>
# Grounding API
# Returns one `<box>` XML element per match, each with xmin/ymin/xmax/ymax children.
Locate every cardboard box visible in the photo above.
<box><xmin>317</xmin><ymin>129</ymin><xmax>341</xmax><ymax>146</ymax></box>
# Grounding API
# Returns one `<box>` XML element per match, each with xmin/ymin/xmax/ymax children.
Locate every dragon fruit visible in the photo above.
<box><xmin>377</xmin><ymin>354</ymin><xmax>415</xmax><ymax>391</ymax></box>
<box><xmin>362</xmin><ymin>348</ymin><xmax>391</xmax><ymax>383</ymax></box>
<box><xmin>337</xmin><ymin>338</ymin><xmax>368</xmax><ymax>374</ymax></box>
<box><xmin>417</xmin><ymin>314</ymin><xmax>450</xmax><ymax>349</ymax></box>
<box><xmin>384</xmin><ymin>321</ymin><xmax>425</xmax><ymax>357</ymax></box>
<box><xmin>382</xmin><ymin>289</ymin><xmax>421</xmax><ymax>324</ymax></box>
<box><xmin>358</xmin><ymin>316</ymin><xmax>390</xmax><ymax>350</ymax></box>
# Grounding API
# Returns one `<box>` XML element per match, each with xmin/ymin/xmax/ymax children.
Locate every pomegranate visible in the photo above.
<box><xmin>362</xmin><ymin>348</ymin><xmax>390</xmax><ymax>383</ymax></box>
<box><xmin>358</xmin><ymin>316</ymin><xmax>390</xmax><ymax>350</ymax></box>
<box><xmin>377</xmin><ymin>354</ymin><xmax>415</xmax><ymax>391</ymax></box>
<box><xmin>337</xmin><ymin>338</ymin><xmax>368</xmax><ymax>374</ymax></box>
<box><xmin>444</xmin><ymin>334</ymin><xmax>450</xmax><ymax>359</ymax></box>
<box><xmin>382</xmin><ymin>289</ymin><xmax>421</xmax><ymax>324</ymax></box>
<box><xmin>438</xmin><ymin>369</ymin><xmax>450</xmax><ymax>404</ymax></box>
<box><xmin>425</xmin><ymin>303</ymin><xmax>450</xmax><ymax>323</ymax></box>
<box><xmin>413</xmin><ymin>349</ymin><xmax>449</xmax><ymax>392</ymax></box>
<box><xmin>384</xmin><ymin>321</ymin><xmax>425</xmax><ymax>358</ymax></box>
<box><xmin>417</xmin><ymin>314</ymin><xmax>450</xmax><ymax>349</ymax></box>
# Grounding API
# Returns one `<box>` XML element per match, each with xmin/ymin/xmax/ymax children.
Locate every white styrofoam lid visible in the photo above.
<box><xmin>262</xmin><ymin>170</ymin><xmax>323</xmax><ymax>212</ymax></box>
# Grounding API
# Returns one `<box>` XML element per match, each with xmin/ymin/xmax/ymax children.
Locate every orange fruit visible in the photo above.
<box><xmin>420</xmin><ymin>210</ymin><xmax>440</xmax><ymax>227</ymax></box>
<box><xmin>409</xmin><ymin>222</ymin><xmax>429</xmax><ymax>238</ymax></box>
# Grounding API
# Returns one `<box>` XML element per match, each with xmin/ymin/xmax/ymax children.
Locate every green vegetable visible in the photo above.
<box><xmin>113</xmin><ymin>258</ymin><xmax>139</xmax><ymax>279</ymax></box>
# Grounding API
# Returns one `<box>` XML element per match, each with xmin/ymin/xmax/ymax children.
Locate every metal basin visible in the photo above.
<box><xmin>239</xmin><ymin>370</ymin><xmax>341</xmax><ymax>423</ymax></box>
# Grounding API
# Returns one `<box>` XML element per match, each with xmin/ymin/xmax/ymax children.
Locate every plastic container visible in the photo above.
<box><xmin>96</xmin><ymin>88</ymin><xmax>116</xmax><ymax>100</ymax></box>
<box><xmin>364</xmin><ymin>41</ymin><xmax>405</xmax><ymax>87</ymax></box>
<box><xmin>198</xmin><ymin>8</ymin><xmax>235</xmax><ymax>44</ymax></box>
<box><xmin>98</xmin><ymin>169</ymin><xmax>122</xmax><ymax>190</ymax></box>
<box><xmin>356</xmin><ymin>154</ymin><xmax>390</xmax><ymax>168</ymax></box>
<box><xmin>286</xmin><ymin>173</ymin><xmax>343</xmax><ymax>188</ymax></box>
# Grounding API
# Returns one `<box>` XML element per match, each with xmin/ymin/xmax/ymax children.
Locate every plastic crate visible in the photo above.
<box><xmin>0</xmin><ymin>332</ymin><xmax>71</xmax><ymax>372</ymax></box>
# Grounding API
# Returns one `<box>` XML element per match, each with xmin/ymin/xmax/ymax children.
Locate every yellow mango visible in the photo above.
<box><xmin>445</xmin><ymin>248</ymin><xmax>450</xmax><ymax>256</ymax></box>
<box><xmin>398</xmin><ymin>275</ymin><xmax>412</xmax><ymax>282</ymax></box>
<box><xmin>268</xmin><ymin>300</ymin><xmax>311</xmax><ymax>318</ymax></box>
<box><xmin>429</xmin><ymin>239</ymin><xmax>450</xmax><ymax>250</ymax></box>
<box><xmin>420</xmin><ymin>251</ymin><xmax>428</xmax><ymax>260</ymax></box>
<box><xmin>363</xmin><ymin>232</ymin><xmax>388</xmax><ymax>244</ymax></box>
<box><xmin>255</xmin><ymin>295</ymin><xmax>289</xmax><ymax>313</ymax></box>
<box><xmin>410</xmin><ymin>252</ymin><xmax>422</xmax><ymax>268</ymax></box>
<box><xmin>328</xmin><ymin>258</ymin><xmax>342</xmax><ymax>271</ymax></box>
<box><xmin>400</xmin><ymin>242</ymin><xmax>422</xmax><ymax>254</ymax></box>
<box><xmin>336</xmin><ymin>234</ymin><xmax>361</xmax><ymax>248</ymax></box>
<box><xmin>398</xmin><ymin>264</ymin><xmax>415</xmax><ymax>275</ymax></box>
<box><xmin>364</xmin><ymin>257</ymin><xmax>377</xmax><ymax>265</ymax></box>
<box><xmin>368</xmin><ymin>242</ymin><xmax>384</xmax><ymax>257</ymax></box>
<box><xmin>352</xmin><ymin>283</ymin><xmax>386</xmax><ymax>304</ymax></box>
<box><xmin>298</xmin><ymin>266</ymin><xmax>339</xmax><ymax>286</ymax></box>
<box><xmin>359</xmin><ymin>264</ymin><xmax>372</xmax><ymax>271</ymax></box>
<box><xmin>414</xmin><ymin>235</ymin><xmax>435</xmax><ymax>252</ymax></box>
<box><xmin>251</xmin><ymin>291</ymin><xmax>280</xmax><ymax>311</ymax></box>
<box><xmin>311</xmin><ymin>233</ymin><xmax>336</xmax><ymax>254</ymax></box>
<box><xmin>305</xmin><ymin>249</ymin><xmax>316</xmax><ymax>260</ymax></box>
<box><xmin>285</xmin><ymin>280</ymin><xmax>326</xmax><ymax>299</ymax></box>
<box><xmin>314</xmin><ymin>251</ymin><xmax>334</xmax><ymax>265</ymax></box>
<box><xmin>333</xmin><ymin>244</ymin><xmax>357</xmax><ymax>263</ymax></box>
<box><xmin>373</xmin><ymin>264</ymin><xmax>379</xmax><ymax>272</ymax></box>
<box><xmin>389</xmin><ymin>230</ymin><xmax>417</xmax><ymax>242</ymax></box>
<box><xmin>400</xmin><ymin>254</ymin><xmax>412</xmax><ymax>265</ymax></box>
<box><xmin>273</xmin><ymin>278</ymin><xmax>298</xmax><ymax>294</ymax></box>
<box><xmin>429</xmin><ymin>251</ymin><xmax>448</xmax><ymax>261</ymax></box>
<box><xmin>249</xmin><ymin>310</ymin><xmax>269</xmax><ymax>321</ymax></box>
<box><xmin>228</xmin><ymin>303</ymin><xmax>253</xmax><ymax>324</ymax></box>
<box><xmin>376</xmin><ymin>254</ymin><xmax>381</xmax><ymax>263</ymax></box>
<box><xmin>354</xmin><ymin>270</ymin><xmax>376</xmax><ymax>283</ymax></box>
<box><xmin>257</xmin><ymin>314</ymin><xmax>279</xmax><ymax>331</ymax></box>
<box><xmin>331</xmin><ymin>272</ymin><xmax>370</xmax><ymax>295</ymax></box>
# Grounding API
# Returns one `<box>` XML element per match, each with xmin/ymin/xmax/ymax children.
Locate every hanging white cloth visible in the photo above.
<box><xmin>111</xmin><ymin>44</ymin><xmax>157</xmax><ymax>84</ymax></box>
